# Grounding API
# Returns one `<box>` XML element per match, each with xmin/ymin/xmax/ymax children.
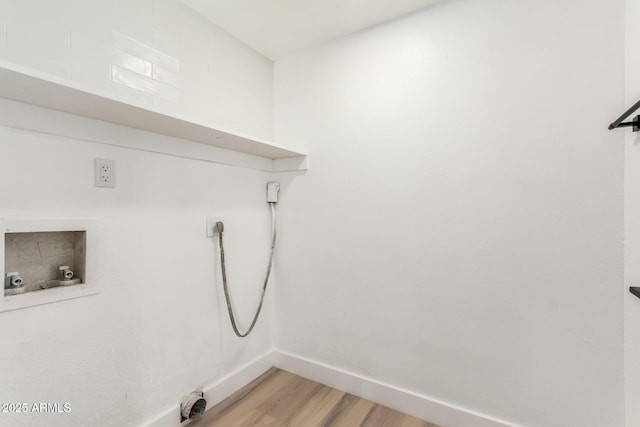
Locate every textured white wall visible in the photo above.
<box><xmin>0</xmin><ymin>101</ymin><xmax>276</xmax><ymax>427</ymax></box>
<box><xmin>0</xmin><ymin>0</ymin><xmax>273</xmax><ymax>140</ymax></box>
<box><xmin>625</xmin><ymin>0</ymin><xmax>640</xmax><ymax>425</ymax></box>
<box><xmin>0</xmin><ymin>1</ymin><xmax>276</xmax><ymax>426</ymax></box>
<box><xmin>273</xmin><ymin>1</ymin><xmax>625</xmax><ymax>426</ymax></box>
<box><xmin>0</xmin><ymin>0</ymin><xmax>629</xmax><ymax>426</ymax></box>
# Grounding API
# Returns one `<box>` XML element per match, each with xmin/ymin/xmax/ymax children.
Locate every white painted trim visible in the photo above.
<box><xmin>272</xmin><ymin>155</ymin><xmax>309</xmax><ymax>172</ymax></box>
<box><xmin>272</xmin><ymin>350</ymin><xmax>521</xmax><ymax>427</ymax></box>
<box><xmin>0</xmin><ymin>59</ymin><xmax>306</xmax><ymax>162</ymax></box>
<box><xmin>0</xmin><ymin>98</ymin><xmax>306</xmax><ymax>172</ymax></box>
<box><xmin>143</xmin><ymin>350</ymin><xmax>277</xmax><ymax>427</ymax></box>
<box><xmin>143</xmin><ymin>349</ymin><xmax>521</xmax><ymax>427</ymax></box>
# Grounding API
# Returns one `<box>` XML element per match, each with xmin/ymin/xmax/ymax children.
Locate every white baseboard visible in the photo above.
<box><xmin>144</xmin><ymin>349</ymin><xmax>520</xmax><ymax>427</ymax></box>
<box><xmin>272</xmin><ymin>350</ymin><xmax>520</xmax><ymax>427</ymax></box>
<box><xmin>143</xmin><ymin>350</ymin><xmax>277</xmax><ymax>427</ymax></box>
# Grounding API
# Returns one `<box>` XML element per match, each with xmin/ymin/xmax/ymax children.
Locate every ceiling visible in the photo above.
<box><xmin>181</xmin><ymin>0</ymin><xmax>442</xmax><ymax>60</ymax></box>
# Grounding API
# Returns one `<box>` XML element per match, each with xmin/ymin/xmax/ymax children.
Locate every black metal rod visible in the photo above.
<box><xmin>615</xmin><ymin>121</ymin><xmax>639</xmax><ymax>128</ymax></box>
<box><xmin>630</xmin><ymin>287</ymin><xmax>640</xmax><ymax>299</ymax></box>
<box><xmin>609</xmin><ymin>99</ymin><xmax>640</xmax><ymax>129</ymax></box>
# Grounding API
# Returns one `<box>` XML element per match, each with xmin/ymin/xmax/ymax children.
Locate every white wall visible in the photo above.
<box><xmin>625</xmin><ymin>0</ymin><xmax>640</xmax><ymax>425</ymax></box>
<box><xmin>274</xmin><ymin>1</ymin><xmax>625</xmax><ymax>426</ymax></box>
<box><xmin>0</xmin><ymin>0</ymin><xmax>273</xmax><ymax>139</ymax></box>
<box><xmin>0</xmin><ymin>0</ymin><xmax>629</xmax><ymax>426</ymax></box>
<box><xmin>0</xmin><ymin>1</ymin><xmax>276</xmax><ymax>426</ymax></box>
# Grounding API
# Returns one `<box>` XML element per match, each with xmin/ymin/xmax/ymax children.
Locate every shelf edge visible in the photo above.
<box><xmin>0</xmin><ymin>59</ymin><xmax>306</xmax><ymax>162</ymax></box>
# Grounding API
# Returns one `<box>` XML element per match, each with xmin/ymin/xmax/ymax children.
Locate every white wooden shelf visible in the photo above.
<box><xmin>0</xmin><ymin>60</ymin><xmax>305</xmax><ymax>161</ymax></box>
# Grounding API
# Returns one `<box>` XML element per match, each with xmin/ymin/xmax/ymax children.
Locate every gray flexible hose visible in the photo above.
<box><xmin>216</xmin><ymin>202</ymin><xmax>276</xmax><ymax>338</ymax></box>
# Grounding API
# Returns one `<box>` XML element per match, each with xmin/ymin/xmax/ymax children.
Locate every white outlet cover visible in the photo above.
<box><xmin>95</xmin><ymin>158</ymin><xmax>115</xmax><ymax>188</ymax></box>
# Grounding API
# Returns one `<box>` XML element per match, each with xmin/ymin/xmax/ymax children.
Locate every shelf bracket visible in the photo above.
<box><xmin>609</xmin><ymin>99</ymin><xmax>640</xmax><ymax>132</ymax></box>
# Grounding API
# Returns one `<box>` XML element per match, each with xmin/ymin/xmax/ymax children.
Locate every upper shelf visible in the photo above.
<box><xmin>0</xmin><ymin>60</ymin><xmax>304</xmax><ymax>160</ymax></box>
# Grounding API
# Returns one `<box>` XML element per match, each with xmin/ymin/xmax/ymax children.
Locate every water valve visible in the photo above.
<box><xmin>59</xmin><ymin>266</ymin><xmax>74</xmax><ymax>280</ymax></box>
<box><xmin>6</xmin><ymin>272</ymin><xmax>24</xmax><ymax>288</ymax></box>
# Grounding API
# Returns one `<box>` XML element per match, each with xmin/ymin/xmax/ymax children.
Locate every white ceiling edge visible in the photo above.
<box><xmin>180</xmin><ymin>0</ymin><xmax>443</xmax><ymax>60</ymax></box>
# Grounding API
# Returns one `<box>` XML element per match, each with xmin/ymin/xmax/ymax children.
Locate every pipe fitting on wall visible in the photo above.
<box><xmin>59</xmin><ymin>266</ymin><xmax>74</xmax><ymax>280</ymax></box>
<box><xmin>6</xmin><ymin>272</ymin><xmax>24</xmax><ymax>288</ymax></box>
<box><xmin>180</xmin><ymin>391</ymin><xmax>206</xmax><ymax>422</ymax></box>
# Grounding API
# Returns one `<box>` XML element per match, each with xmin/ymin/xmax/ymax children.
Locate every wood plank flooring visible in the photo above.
<box><xmin>188</xmin><ymin>368</ymin><xmax>440</xmax><ymax>427</ymax></box>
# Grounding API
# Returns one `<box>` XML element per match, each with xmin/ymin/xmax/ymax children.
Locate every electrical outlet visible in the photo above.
<box><xmin>95</xmin><ymin>158</ymin><xmax>115</xmax><ymax>188</ymax></box>
<box><xmin>267</xmin><ymin>182</ymin><xmax>280</xmax><ymax>203</ymax></box>
<box><xmin>206</xmin><ymin>216</ymin><xmax>224</xmax><ymax>237</ymax></box>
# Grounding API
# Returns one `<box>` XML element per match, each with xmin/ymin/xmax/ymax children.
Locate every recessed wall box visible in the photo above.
<box><xmin>0</xmin><ymin>219</ymin><xmax>98</xmax><ymax>313</ymax></box>
<box><xmin>4</xmin><ymin>231</ymin><xmax>86</xmax><ymax>296</ymax></box>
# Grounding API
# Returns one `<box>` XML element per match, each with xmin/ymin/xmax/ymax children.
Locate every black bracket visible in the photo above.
<box><xmin>609</xmin><ymin>115</ymin><xmax>640</xmax><ymax>132</ymax></box>
<box><xmin>630</xmin><ymin>287</ymin><xmax>640</xmax><ymax>299</ymax></box>
<box><xmin>609</xmin><ymin>99</ymin><xmax>640</xmax><ymax>132</ymax></box>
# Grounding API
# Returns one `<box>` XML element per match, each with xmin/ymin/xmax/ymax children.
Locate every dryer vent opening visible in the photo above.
<box><xmin>180</xmin><ymin>391</ymin><xmax>206</xmax><ymax>422</ymax></box>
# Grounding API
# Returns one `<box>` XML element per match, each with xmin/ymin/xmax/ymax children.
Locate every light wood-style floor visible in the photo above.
<box><xmin>188</xmin><ymin>368</ymin><xmax>440</xmax><ymax>427</ymax></box>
